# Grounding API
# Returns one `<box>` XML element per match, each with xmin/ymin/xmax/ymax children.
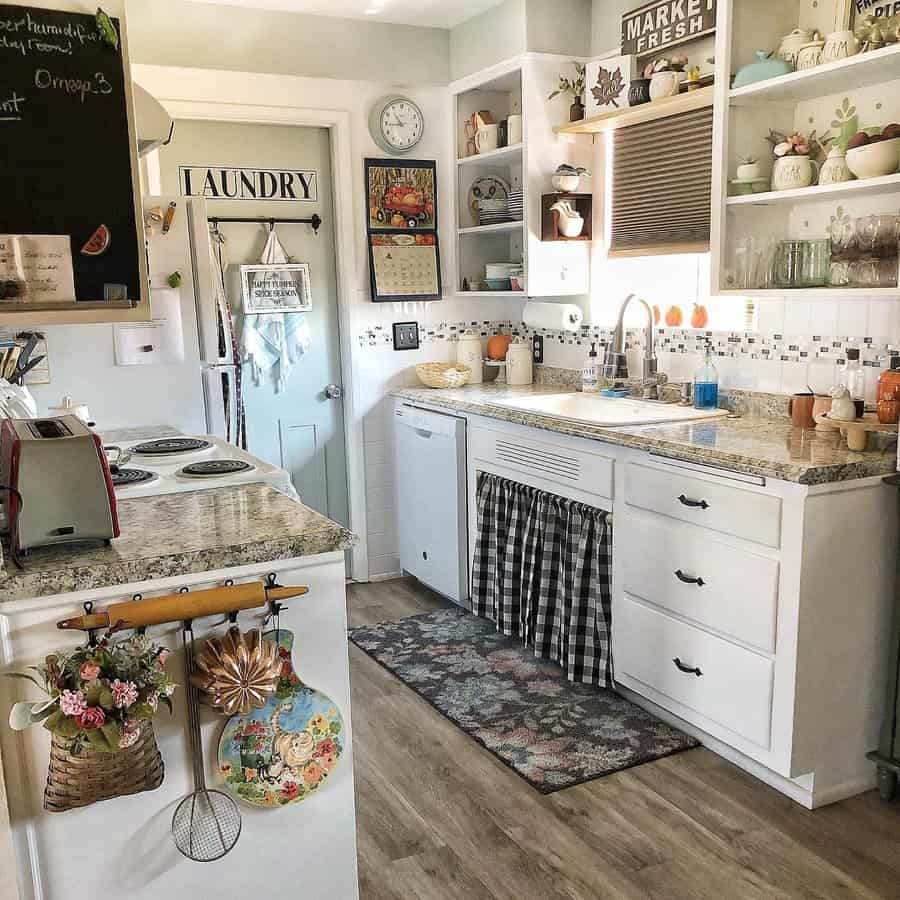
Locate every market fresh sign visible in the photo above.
<box><xmin>852</xmin><ymin>0</ymin><xmax>900</xmax><ymax>19</ymax></box>
<box><xmin>179</xmin><ymin>166</ymin><xmax>318</xmax><ymax>202</ymax></box>
<box><xmin>622</xmin><ymin>0</ymin><xmax>717</xmax><ymax>56</ymax></box>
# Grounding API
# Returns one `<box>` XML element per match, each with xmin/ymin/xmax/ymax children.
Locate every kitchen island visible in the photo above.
<box><xmin>0</xmin><ymin>484</ymin><xmax>359</xmax><ymax>900</ymax></box>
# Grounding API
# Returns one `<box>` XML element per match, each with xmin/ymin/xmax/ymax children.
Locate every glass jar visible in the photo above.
<box><xmin>774</xmin><ymin>240</ymin><xmax>804</xmax><ymax>288</ymax></box>
<box><xmin>801</xmin><ymin>239</ymin><xmax>830</xmax><ymax>287</ymax></box>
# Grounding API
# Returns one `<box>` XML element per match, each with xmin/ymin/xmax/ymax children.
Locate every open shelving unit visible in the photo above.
<box><xmin>711</xmin><ymin>0</ymin><xmax>900</xmax><ymax>299</ymax></box>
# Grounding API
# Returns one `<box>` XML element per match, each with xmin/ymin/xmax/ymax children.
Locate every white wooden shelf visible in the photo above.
<box><xmin>730</xmin><ymin>43</ymin><xmax>900</xmax><ymax>106</ymax></box>
<box><xmin>726</xmin><ymin>172</ymin><xmax>900</xmax><ymax>207</ymax></box>
<box><xmin>554</xmin><ymin>86</ymin><xmax>713</xmax><ymax>135</ymax></box>
<box><xmin>457</xmin><ymin>143</ymin><xmax>523</xmax><ymax>166</ymax></box>
<box><xmin>457</xmin><ymin>290</ymin><xmax>526</xmax><ymax>298</ymax></box>
<box><xmin>458</xmin><ymin>221</ymin><xmax>524</xmax><ymax>236</ymax></box>
<box><xmin>718</xmin><ymin>288</ymin><xmax>900</xmax><ymax>299</ymax></box>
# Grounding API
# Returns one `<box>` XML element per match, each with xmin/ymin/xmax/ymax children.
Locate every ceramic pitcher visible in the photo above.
<box><xmin>772</xmin><ymin>155</ymin><xmax>818</xmax><ymax>191</ymax></box>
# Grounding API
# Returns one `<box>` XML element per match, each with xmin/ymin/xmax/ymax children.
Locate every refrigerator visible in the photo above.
<box><xmin>144</xmin><ymin>194</ymin><xmax>241</xmax><ymax>444</ymax></box>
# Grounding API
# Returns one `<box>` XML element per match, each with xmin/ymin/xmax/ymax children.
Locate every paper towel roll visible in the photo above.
<box><xmin>522</xmin><ymin>301</ymin><xmax>583</xmax><ymax>333</ymax></box>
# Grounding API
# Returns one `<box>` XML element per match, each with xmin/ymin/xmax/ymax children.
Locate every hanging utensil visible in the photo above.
<box><xmin>172</xmin><ymin>622</ymin><xmax>242</xmax><ymax>862</ymax></box>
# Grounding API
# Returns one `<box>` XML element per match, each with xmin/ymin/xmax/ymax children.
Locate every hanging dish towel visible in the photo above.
<box><xmin>241</xmin><ymin>228</ymin><xmax>312</xmax><ymax>393</ymax></box>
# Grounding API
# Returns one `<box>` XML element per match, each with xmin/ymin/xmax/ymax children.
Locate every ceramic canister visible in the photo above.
<box><xmin>822</xmin><ymin>30</ymin><xmax>860</xmax><ymax>63</ymax></box>
<box><xmin>649</xmin><ymin>71</ymin><xmax>682</xmax><ymax>101</ymax></box>
<box><xmin>818</xmin><ymin>147</ymin><xmax>853</xmax><ymax>185</ymax></box>
<box><xmin>772</xmin><ymin>155</ymin><xmax>818</xmax><ymax>191</ymax></box>
<box><xmin>456</xmin><ymin>328</ymin><xmax>484</xmax><ymax>384</ymax></box>
<box><xmin>628</xmin><ymin>78</ymin><xmax>651</xmax><ymax>105</ymax></box>
<box><xmin>505</xmin><ymin>338</ymin><xmax>533</xmax><ymax>386</ymax></box>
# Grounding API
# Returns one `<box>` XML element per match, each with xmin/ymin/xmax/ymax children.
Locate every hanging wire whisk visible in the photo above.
<box><xmin>172</xmin><ymin>622</ymin><xmax>242</xmax><ymax>862</ymax></box>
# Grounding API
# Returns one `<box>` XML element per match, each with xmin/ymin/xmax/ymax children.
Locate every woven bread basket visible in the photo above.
<box><xmin>44</xmin><ymin>722</ymin><xmax>164</xmax><ymax>813</ymax></box>
<box><xmin>416</xmin><ymin>362</ymin><xmax>471</xmax><ymax>389</ymax></box>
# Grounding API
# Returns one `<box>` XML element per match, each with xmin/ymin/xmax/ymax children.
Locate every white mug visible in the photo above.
<box><xmin>475</xmin><ymin>124</ymin><xmax>499</xmax><ymax>153</ymax></box>
<box><xmin>506</xmin><ymin>114</ymin><xmax>522</xmax><ymax>145</ymax></box>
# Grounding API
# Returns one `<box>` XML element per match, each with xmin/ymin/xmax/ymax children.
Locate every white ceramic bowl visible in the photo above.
<box><xmin>846</xmin><ymin>137</ymin><xmax>900</xmax><ymax>180</ymax></box>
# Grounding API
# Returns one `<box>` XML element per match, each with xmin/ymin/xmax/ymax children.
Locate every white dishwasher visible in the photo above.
<box><xmin>394</xmin><ymin>403</ymin><xmax>468</xmax><ymax>605</ymax></box>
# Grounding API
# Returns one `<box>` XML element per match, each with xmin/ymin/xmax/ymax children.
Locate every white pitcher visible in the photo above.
<box><xmin>772</xmin><ymin>155</ymin><xmax>818</xmax><ymax>191</ymax></box>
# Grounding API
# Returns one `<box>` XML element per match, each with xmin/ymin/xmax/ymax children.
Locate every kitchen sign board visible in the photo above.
<box><xmin>622</xmin><ymin>0</ymin><xmax>717</xmax><ymax>56</ymax></box>
<box><xmin>0</xmin><ymin>4</ymin><xmax>145</xmax><ymax>308</ymax></box>
<box><xmin>179</xmin><ymin>166</ymin><xmax>319</xmax><ymax>202</ymax></box>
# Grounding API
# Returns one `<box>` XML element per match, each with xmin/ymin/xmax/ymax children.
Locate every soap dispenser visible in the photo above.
<box><xmin>693</xmin><ymin>341</ymin><xmax>719</xmax><ymax>410</ymax></box>
<box><xmin>582</xmin><ymin>342</ymin><xmax>600</xmax><ymax>393</ymax></box>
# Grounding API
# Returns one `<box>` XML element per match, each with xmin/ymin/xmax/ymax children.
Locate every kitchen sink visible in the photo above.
<box><xmin>486</xmin><ymin>392</ymin><xmax>729</xmax><ymax>427</ymax></box>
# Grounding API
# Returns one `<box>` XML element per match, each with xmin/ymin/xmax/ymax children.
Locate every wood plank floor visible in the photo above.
<box><xmin>348</xmin><ymin>577</ymin><xmax>900</xmax><ymax>900</ymax></box>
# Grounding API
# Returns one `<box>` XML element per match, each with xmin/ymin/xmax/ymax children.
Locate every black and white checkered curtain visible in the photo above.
<box><xmin>472</xmin><ymin>472</ymin><xmax>613</xmax><ymax>687</ymax></box>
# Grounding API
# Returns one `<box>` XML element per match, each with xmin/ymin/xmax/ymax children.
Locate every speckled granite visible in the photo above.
<box><xmin>392</xmin><ymin>384</ymin><xmax>896</xmax><ymax>485</ymax></box>
<box><xmin>0</xmin><ymin>484</ymin><xmax>356</xmax><ymax>602</ymax></box>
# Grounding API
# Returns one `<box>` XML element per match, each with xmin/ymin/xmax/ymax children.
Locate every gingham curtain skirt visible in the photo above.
<box><xmin>471</xmin><ymin>471</ymin><xmax>613</xmax><ymax>687</ymax></box>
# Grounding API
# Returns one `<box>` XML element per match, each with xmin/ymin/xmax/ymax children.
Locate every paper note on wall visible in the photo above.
<box><xmin>0</xmin><ymin>235</ymin><xmax>75</xmax><ymax>305</ymax></box>
<box><xmin>113</xmin><ymin>288</ymin><xmax>185</xmax><ymax>366</ymax></box>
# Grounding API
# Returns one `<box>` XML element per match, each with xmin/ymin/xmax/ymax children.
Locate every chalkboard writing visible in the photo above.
<box><xmin>0</xmin><ymin>4</ymin><xmax>141</xmax><ymax>306</ymax></box>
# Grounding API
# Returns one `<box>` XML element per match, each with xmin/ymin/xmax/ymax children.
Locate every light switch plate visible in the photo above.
<box><xmin>393</xmin><ymin>321</ymin><xmax>419</xmax><ymax>351</ymax></box>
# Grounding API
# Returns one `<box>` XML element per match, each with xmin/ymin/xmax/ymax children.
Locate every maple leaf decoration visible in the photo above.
<box><xmin>592</xmin><ymin>65</ymin><xmax>625</xmax><ymax>108</ymax></box>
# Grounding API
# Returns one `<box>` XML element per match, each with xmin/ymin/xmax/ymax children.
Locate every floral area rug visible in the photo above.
<box><xmin>348</xmin><ymin>608</ymin><xmax>698</xmax><ymax>793</ymax></box>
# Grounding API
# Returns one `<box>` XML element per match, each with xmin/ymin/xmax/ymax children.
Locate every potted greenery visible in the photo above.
<box><xmin>549</xmin><ymin>62</ymin><xmax>587</xmax><ymax>122</ymax></box>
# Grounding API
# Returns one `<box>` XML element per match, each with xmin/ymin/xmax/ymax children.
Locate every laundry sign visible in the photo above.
<box><xmin>179</xmin><ymin>166</ymin><xmax>318</xmax><ymax>202</ymax></box>
<box><xmin>621</xmin><ymin>0</ymin><xmax>717</xmax><ymax>56</ymax></box>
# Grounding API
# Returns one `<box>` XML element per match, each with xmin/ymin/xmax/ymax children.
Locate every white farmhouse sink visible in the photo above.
<box><xmin>487</xmin><ymin>392</ymin><xmax>729</xmax><ymax>427</ymax></box>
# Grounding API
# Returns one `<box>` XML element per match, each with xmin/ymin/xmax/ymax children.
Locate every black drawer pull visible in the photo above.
<box><xmin>678</xmin><ymin>494</ymin><xmax>709</xmax><ymax>509</ymax></box>
<box><xmin>673</xmin><ymin>657</ymin><xmax>703</xmax><ymax>677</ymax></box>
<box><xmin>674</xmin><ymin>569</ymin><xmax>705</xmax><ymax>587</ymax></box>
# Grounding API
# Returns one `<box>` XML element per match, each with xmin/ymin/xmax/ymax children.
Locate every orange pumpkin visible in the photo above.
<box><xmin>652</xmin><ymin>305</ymin><xmax>661</xmax><ymax>325</ymax></box>
<box><xmin>486</xmin><ymin>334</ymin><xmax>512</xmax><ymax>361</ymax></box>
<box><xmin>690</xmin><ymin>303</ymin><xmax>709</xmax><ymax>329</ymax></box>
<box><xmin>390</xmin><ymin>213</ymin><xmax>405</xmax><ymax>228</ymax></box>
<box><xmin>664</xmin><ymin>305</ymin><xmax>683</xmax><ymax>327</ymax></box>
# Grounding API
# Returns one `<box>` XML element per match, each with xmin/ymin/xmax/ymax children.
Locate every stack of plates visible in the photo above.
<box><xmin>484</xmin><ymin>262</ymin><xmax>517</xmax><ymax>290</ymax></box>
<box><xmin>506</xmin><ymin>189</ymin><xmax>524</xmax><ymax>221</ymax></box>
<box><xmin>478</xmin><ymin>198</ymin><xmax>511</xmax><ymax>226</ymax></box>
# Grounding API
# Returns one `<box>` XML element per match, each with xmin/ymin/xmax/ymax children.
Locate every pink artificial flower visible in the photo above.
<box><xmin>118</xmin><ymin>720</ymin><xmax>140</xmax><ymax>749</ymax></box>
<box><xmin>146</xmin><ymin>692</ymin><xmax>159</xmax><ymax>711</ymax></box>
<box><xmin>158</xmin><ymin>649</ymin><xmax>169</xmax><ymax>667</ymax></box>
<box><xmin>59</xmin><ymin>690</ymin><xmax>87</xmax><ymax>717</ymax></box>
<box><xmin>79</xmin><ymin>661</ymin><xmax>101</xmax><ymax>681</ymax></box>
<box><xmin>75</xmin><ymin>706</ymin><xmax>105</xmax><ymax>730</ymax></box>
<box><xmin>111</xmin><ymin>679</ymin><xmax>139</xmax><ymax>709</ymax></box>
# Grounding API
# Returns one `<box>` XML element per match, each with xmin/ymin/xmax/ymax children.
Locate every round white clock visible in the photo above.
<box><xmin>369</xmin><ymin>96</ymin><xmax>424</xmax><ymax>154</ymax></box>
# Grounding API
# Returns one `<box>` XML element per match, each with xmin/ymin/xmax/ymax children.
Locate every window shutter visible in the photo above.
<box><xmin>609</xmin><ymin>106</ymin><xmax>713</xmax><ymax>256</ymax></box>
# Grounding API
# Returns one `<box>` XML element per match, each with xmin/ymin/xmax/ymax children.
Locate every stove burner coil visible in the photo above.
<box><xmin>111</xmin><ymin>468</ymin><xmax>157</xmax><ymax>487</ymax></box>
<box><xmin>130</xmin><ymin>438</ymin><xmax>213</xmax><ymax>456</ymax></box>
<box><xmin>179</xmin><ymin>460</ymin><xmax>254</xmax><ymax>478</ymax></box>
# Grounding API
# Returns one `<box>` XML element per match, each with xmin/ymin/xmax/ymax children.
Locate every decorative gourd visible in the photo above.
<box><xmin>664</xmin><ymin>305</ymin><xmax>683</xmax><ymax>327</ymax></box>
<box><xmin>487</xmin><ymin>334</ymin><xmax>512</xmax><ymax>360</ymax></box>
<box><xmin>691</xmin><ymin>304</ymin><xmax>709</xmax><ymax>329</ymax></box>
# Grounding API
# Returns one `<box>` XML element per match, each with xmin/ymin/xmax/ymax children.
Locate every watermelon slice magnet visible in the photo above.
<box><xmin>81</xmin><ymin>225</ymin><xmax>111</xmax><ymax>257</ymax></box>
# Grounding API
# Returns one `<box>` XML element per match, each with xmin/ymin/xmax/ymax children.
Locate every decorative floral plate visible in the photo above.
<box><xmin>217</xmin><ymin>629</ymin><xmax>344</xmax><ymax>808</ymax></box>
<box><xmin>467</xmin><ymin>174</ymin><xmax>510</xmax><ymax>221</ymax></box>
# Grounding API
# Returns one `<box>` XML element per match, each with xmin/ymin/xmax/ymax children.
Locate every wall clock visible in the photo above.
<box><xmin>369</xmin><ymin>96</ymin><xmax>424</xmax><ymax>154</ymax></box>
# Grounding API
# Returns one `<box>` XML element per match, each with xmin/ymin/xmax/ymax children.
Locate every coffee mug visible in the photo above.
<box><xmin>475</xmin><ymin>124</ymin><xmax>499</xmax><ymax>154</ymax></box>
<box><xmin>506</xmin><ymin>114</ymin><xmax>522</xmax><ymax>145</ymax></box>
<box><xmin>789</xmin><ymin>393</ymin><xmax>816</xmax><ymax>429</ymax></box>
<box><xmin>812</xmin><ymin>394</ymin><xmax>833</xmax><ymax>425</ymax></box>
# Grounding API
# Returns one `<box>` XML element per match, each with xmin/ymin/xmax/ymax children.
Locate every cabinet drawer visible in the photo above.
<box><xmin>624</xmin><ymin>462</ymin><xmax>782</xmax><ymax>548</ymax></box>
<box><xmin>469</xmin><ymin>426</ymin><xmax>613</xmax><ymax>502</ymax></box>
<box><xmin>621</xmin><ymin>515</ymin><xmax>779</xmax><ymax>652</ymax></box>
<box><xmin>617</xmin><ymin>597</ymin><xmax>774</xmax><ymax>749</ymax></box>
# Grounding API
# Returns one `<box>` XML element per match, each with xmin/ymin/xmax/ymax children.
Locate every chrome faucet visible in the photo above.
<box><xmin>602</xmin><ymin>293</ymin><xmax>658</xmax><ymax>387</ymax></box>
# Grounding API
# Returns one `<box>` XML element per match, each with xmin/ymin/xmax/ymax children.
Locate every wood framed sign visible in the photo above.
<box><xmin>622</xmin><ymin>0</ymin><xmax>717</xmax><ymax>56</ymax></box>
<box><xmin>240</xmin><ymin>263</ymin><xmax>312</xmax><ymax>313</ymax></box>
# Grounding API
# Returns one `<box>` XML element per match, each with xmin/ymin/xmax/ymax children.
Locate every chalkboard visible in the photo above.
<box><xmin>0</xmin><ymin>3</ymin><xmax>143</xmax><ymax>307</ymax></box>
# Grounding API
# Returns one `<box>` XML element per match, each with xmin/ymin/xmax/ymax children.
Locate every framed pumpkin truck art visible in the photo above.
<box><xmin>366</xmin><ymin>159</ymin><xmax>436</xmax><ymax>231</ymax></box>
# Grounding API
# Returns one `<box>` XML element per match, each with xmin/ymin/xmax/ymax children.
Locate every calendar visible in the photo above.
<box><xmin>369</xmin><ymin>233</ymin><xmax>441</xmax><ymax>302</ymax></box>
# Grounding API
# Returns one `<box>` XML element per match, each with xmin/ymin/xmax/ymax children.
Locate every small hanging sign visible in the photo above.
<box><xmin>240</xmin><ymin>263</ymin><xmax>312</xmax><ymax>314</ymax></box>
<box><xmin>179</xmin><ymin>166</ymin><xmax>318</xmax><ymax>202</ymax></box>
<box><xmin>621</xmin><ymin>0</ymin><xmax>717</xmax><ymax>56</ymax></box>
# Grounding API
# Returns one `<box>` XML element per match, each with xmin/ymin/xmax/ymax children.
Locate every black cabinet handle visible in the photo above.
<box><xmin>674</xmin><ymin>569</ymin><xmax>705</xmax><ymax>587</ymax></box>
<box><xmin>673</xmin><ymin>657</ymin><xmax>703</xmax><ymax>677</ymax></box>
<box><xmin>678</xmin><ymin>494</ymin><xmax>709</xmax><ymax>509</ymax></box>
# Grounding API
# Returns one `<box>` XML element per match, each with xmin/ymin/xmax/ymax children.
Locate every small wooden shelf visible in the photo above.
<box><xmin>457</xmin><ymin>143</ymin><xmax>523</xmax><ymax>166</ymax></box>
<box><xmin>541</xmin><ymin>193</ymin><xmax>592</xmax><ymax>242</ymax></box>
<box><xmin>730</xmin><ymin>43</ymin><xmax>900</xmax><ymax>106</ymax></box>
<box><xmin>717</xmin><ymin>287</ymin><xmax>900</xmax><ymax>299</ymax></box>
<box><xmin>555</xmin><ymin>86</ymin><xmax>713</xmax><ymax>135</ymax></box>
<box><xmin>726</xmin><ymin>172</ymin><xmax>900</xmax><ymax>207</ymax></box>
<box><xmin>458</xmin><ymin>221</ymin><xmax>524</xmax><ymax>236</ymax></box>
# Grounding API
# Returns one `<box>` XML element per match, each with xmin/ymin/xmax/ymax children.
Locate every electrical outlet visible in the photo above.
<box><xmin>393</xmin><ymin>321</ymin><xmax>419</xmax><ymax>351</ymax></box>
<box><xmin>532</xmin><ymin>335</ymin><xmax>544</xmax><ymax>364</ymax></box>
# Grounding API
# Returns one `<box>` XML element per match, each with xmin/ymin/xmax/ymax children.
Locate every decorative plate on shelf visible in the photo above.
<box><xmin>467</xmin><ymin>175</ymin><xmax>510</xmax><ymax>220</ymax></box>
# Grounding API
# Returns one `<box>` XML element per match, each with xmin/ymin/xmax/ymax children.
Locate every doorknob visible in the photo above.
<box><xmin>324</xmin><ymin>383</ymin><xmax>343</xmax><ymax>400</ymax></box>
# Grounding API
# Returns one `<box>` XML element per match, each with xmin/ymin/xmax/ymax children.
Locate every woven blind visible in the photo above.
<box><xmin>609</xmin><ymin>106</ymin><xmax>713</xmax><ymax>255</ymax></box>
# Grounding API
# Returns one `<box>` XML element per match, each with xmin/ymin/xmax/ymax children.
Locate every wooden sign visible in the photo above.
<box><xmin>622</xmin><ymin>0</ymin><xmax>717</xmax><ymax>56</ymax></box>
<box><xmin>180</xmin><ymin>166</ymin><xmax>318</xmax><ymax>202</ymax></box>
<box><xmin>240</xmin><ymin>263</ymin><xmax>312</xmax><ymax>313</ymax></box>
<box><xmin>850</xmin><ymin>0</ymin><xmax>900</xmax><ymax>22</ymax></box>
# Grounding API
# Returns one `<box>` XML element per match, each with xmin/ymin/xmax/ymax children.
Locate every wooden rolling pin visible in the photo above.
<box><xmin>56</xmin><ymin>582</ymin><xmax>308</xmax><ymax>631</ymax></box>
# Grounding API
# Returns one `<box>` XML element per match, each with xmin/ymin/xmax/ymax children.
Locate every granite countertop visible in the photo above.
<box><xmin>0</xmin><ymin>483</ymin><xmax>357</xmax><ymax>603</ymax></box>
<box><xmin>392</xmin><ymin>384</ymin><xmax>897</xmax><ymax>485</ymax></box>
